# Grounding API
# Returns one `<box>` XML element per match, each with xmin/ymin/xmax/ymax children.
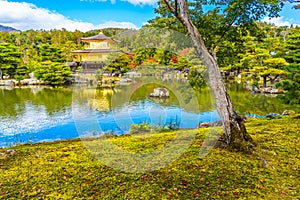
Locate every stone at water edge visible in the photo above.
<box><xmin>259</xmin><ymin>86</ymin><xmax>283</xmax><ymax>94</ymax></box>
<box><xmin>197</xmin><ymin>122</ymin><xmax>210</xmax><ymax>128</ymax></box>
<box><xmin>265</xmin><ymin>113</ymin><xmax>281</xmax><ymax>118</ymax></box>
<box><xmin>246</xmin><ymin>113</ymin><xmax>265</xmax><ymax>118</ymax></box>
<box><xmin>5</xmin><ymin>149</ymin><xmax>15</xmax><ymax>154</ymax></box>
<box><xmin>282</xmin><ymin>110</ymin><xmax>295</xmax><ymax>116</ymax></box>
<box><xmin>0</xmin><ymin>80</ymin><xmax>15</xmax><ymax>86</ymax></box>
<box><xmin>197</xmin><ymin>120</ymin><xmax>223</xmax><ymax>128</ymax></box>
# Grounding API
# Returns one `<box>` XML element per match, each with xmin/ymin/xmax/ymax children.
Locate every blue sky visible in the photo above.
<box><xmin>15</xmin><ymin>0</ymin><xmax>156</xmax><ymax>26</ymax></box>
<box><xmin>0</xmin><ymin>0</ymin><xmax>299</xmax><ymax>31</ymax></box>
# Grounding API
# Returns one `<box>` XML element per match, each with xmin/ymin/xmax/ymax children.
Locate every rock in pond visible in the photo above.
<box><xmin>150</xmin><ymin>88</ymin><xmax>169</xmax><ymax>98</ymax></box>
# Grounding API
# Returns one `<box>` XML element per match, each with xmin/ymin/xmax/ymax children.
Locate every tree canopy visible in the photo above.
<box><xmin>149</xmin><ymin>0</ymin><xmax>284</xmax><ymax>68</ymax></box>
<box><xmin>0</xmin><ymin>43</ymin><xmax>23</xmax><ymax>79</ymax></box>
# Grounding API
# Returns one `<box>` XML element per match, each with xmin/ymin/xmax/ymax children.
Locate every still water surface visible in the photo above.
<box><xmin>0</xmin><ymin>80</ymin><xmax>298</xmax><ymax>147</ymax></box>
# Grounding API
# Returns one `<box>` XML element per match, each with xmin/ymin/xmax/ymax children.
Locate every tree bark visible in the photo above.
<box><xmin>164</xmin><ymin>0</ymin><xmax>255</xmax><ymax>151</ymax></box>
<box><xmin>270</xmin><ymin>75</ymin><xmax>279</xmax><ymax>84</ymax></box>
<box><xmin>263</xmin><ymin>76</ymin><xmax>267</xmax><ymax>87</ymax></box>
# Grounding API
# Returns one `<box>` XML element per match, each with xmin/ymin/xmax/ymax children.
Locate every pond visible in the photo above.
<box><xmin>0</xmin><ymin>78</ymin><xmax>299</xmax><ymax>147</ymax></box>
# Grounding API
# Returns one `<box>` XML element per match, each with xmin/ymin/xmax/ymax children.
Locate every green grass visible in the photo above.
<box><xmin>0</xmin><ymin>117</ymin><xmax>299</xmax><ymax>199</ymax></box>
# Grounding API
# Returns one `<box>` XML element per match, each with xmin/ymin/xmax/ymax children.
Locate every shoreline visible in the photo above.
<box><xmin>1</xmin><ymin>112</ymin><xmax>296</xmax><ymax>149</ymax></box>
<box><xmin>0</xmin><ymin>116</ymin><xmax>299</xmax><ymax>199</ymax></box>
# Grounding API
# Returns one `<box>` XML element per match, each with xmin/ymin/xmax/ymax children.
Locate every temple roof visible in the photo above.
<box><xmin>71</xmin><ymin>49</ymin><xmax>120</xmax><ymax>53</ymax></box>
<box><xmin>81</xmin><ymin>32</ymin><xmax>120</xmax><ymax>42</ymax></box>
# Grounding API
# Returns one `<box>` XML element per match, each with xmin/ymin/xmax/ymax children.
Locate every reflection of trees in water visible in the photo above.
<box><xmin>0</xmin><ymin>88</ymin><xmax>27</xmax><ymax>118</ymax></box>
<box><xmin>110</xmin><ymin>77</ymin><xmax>208</xmax><ymax>114</ymax></box>
<box><xmin>2</xmin><ymin>82</ymin><xmax>298</xmax><ymax>119</ymax></box>
<box><xmin>32</xmin><ymin>88</ymin><xmax>72</xmax><ymax>115</ymax></box>
<box><xmin>101</xmin><ymin>78</ymin><xmax>209</xmax><ymax>113</ymax></box>
<box><xmin>0</xmin><ymin>87</ymin><xmax>73</xmax><ymax>118</ymax></box>
<box><xmin>227</xmin><ymin>84</ymin><xmax>300</xmax><ymax>115</ymax></box>
<box><xmin>76</xmin><ymin>82</ymin><xmax>300</xmax><ymax>116</ymax></box>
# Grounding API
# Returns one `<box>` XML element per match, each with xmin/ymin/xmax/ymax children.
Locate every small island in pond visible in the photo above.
<box><xmin>150</xmin><ymin>88</ymin><xmax>170</xmax><ymax>98</ymax></box>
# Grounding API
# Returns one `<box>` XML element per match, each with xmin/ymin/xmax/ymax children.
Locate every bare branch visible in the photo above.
<box><xmin>163</xmin><ymin>0</ymin><xmax>176</xmax><ymax>15</ymax></box>
<box><xmin>163</xmin><ymin>0</ymin><xmax>185</xmax><ymax>25</ymax></box>
<box><xmin>175</xmin><ymin>0</ymin><xmax>178</xmax><ymax>17</ymax></box>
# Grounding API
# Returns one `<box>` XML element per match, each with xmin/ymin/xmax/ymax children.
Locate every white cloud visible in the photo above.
<box><xmin>262</xmin><ymin>17</ymin><xmax>294</xmax><ymax>27</ymax></box>
<box><xmin>0</xmin><ymin>0</ymin><xmax>138</xmax><ymax>32</ymax></box>
<box><xmin>80</xmin><ymin>0</ymin><xmax>157</xmax><ymax>6</ymax></box>
<box><xmin>122</xmin><ymin>0</ymin><xmax>157</xmax><ymax>6</ymax></box>
<box><xmin>142</xmin><ymin>22</ymin><xmax>149</xmax><ymax>26</ymax></box>
<box><xmin>96</xmin><ymin>21</ymin><xmax>138</xmax><ymax>29</ymax></box>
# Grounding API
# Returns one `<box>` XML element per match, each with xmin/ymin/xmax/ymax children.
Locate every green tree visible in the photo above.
<box><xmin>34</xmin><ymin>43</ymin><xmax>71</xmax><ymax>85</ymax></box>
<box><xmin>37</xmin><ymin>44</ymin><xmax>66</xmax><ymax>63</ymax></box>
<box><xmin>251</xmin><ymin>57</ymin><xmax>288</xmax><ymax>87</ymax></box>
<box><xmin>149</xmin><ymin>1</ymin><xmax>274</xmax><ymax>69</ymax></box>
<box><xmin>34</xmin><ymin>62</ymin><xmax>71</xmax><ymax>85</ymax></box>
<box><xmin>105</xmin><ymin>54</ymin><xmax>132</xmax><ymax>74</ymax></box>
<box><xmin>284</xmin><ymin>27</ymin><xmax>300</xmax><ymax>66</ymax></box>
<box><xmin>173</xmin><ymin>57</ymin><xmax>191</xmax><ymax>70</ymax></box>
<box><xmin>234</xmin><ymin>33</ymin><xmax>288</xmax><ymax>87</ymax></box>
<box><xmin>0</xmin><ymin>43</ymin><xmax>23</xmax><ymax>79</ymax></box>
<box><xmin>276</xmin><ymin>27</ymin><xmax>300</xmax><ymax>104</ymax></box>
<box><xmin>62</xmin><ymin>41</ymin><xmax>77</xmax><ymax>61</ymax></box>
<box><xmin>14</xmin><ymin>64</ymin><xmax>29</xmax><ymax>83</ymax></box>
<box><xmin>155</xmin><ymin>49</ymin><xmax>176</xmax><ymax>65</ymax></box>
<box><xmin>221</xmin><ymin>34</ymin><xmax>256</xmax><ymax>74</ymax></box>
<box><xmin>133</xmin><ymin>48</ymin><xmax>157</xmax><ymax>65</ymax></box>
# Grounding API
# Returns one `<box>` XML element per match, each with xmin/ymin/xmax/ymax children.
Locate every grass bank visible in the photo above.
<box><xmin>0</xmin><ymin>117</ymin><xmax>299</xmax><ymax>199</ymax></box>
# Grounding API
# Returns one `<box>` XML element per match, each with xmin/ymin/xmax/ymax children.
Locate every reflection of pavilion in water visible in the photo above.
<box><xmin>84</xmin><ymin>76</ymin><xmax>210</xmax><ymax>114</ymax></box>
<box><xmin>87</xmin><ymin>88</ymin><xmax>124</xmax><ymax>112</ymax></box>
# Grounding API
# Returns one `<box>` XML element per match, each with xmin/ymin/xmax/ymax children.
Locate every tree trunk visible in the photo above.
<box><xmin>263</xmin><ymin>76</ymin><xmax>267</xmax><ymax>87</ymax></box>
<box><xmin>164</xmin><ymin>0</ymin><xmax>255</xmax><ymax>151</ymax></box>
<box><xmin>270</xmin><ymin>75</ymin><xmax>279</xmax><ymax>84</ymax></box>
